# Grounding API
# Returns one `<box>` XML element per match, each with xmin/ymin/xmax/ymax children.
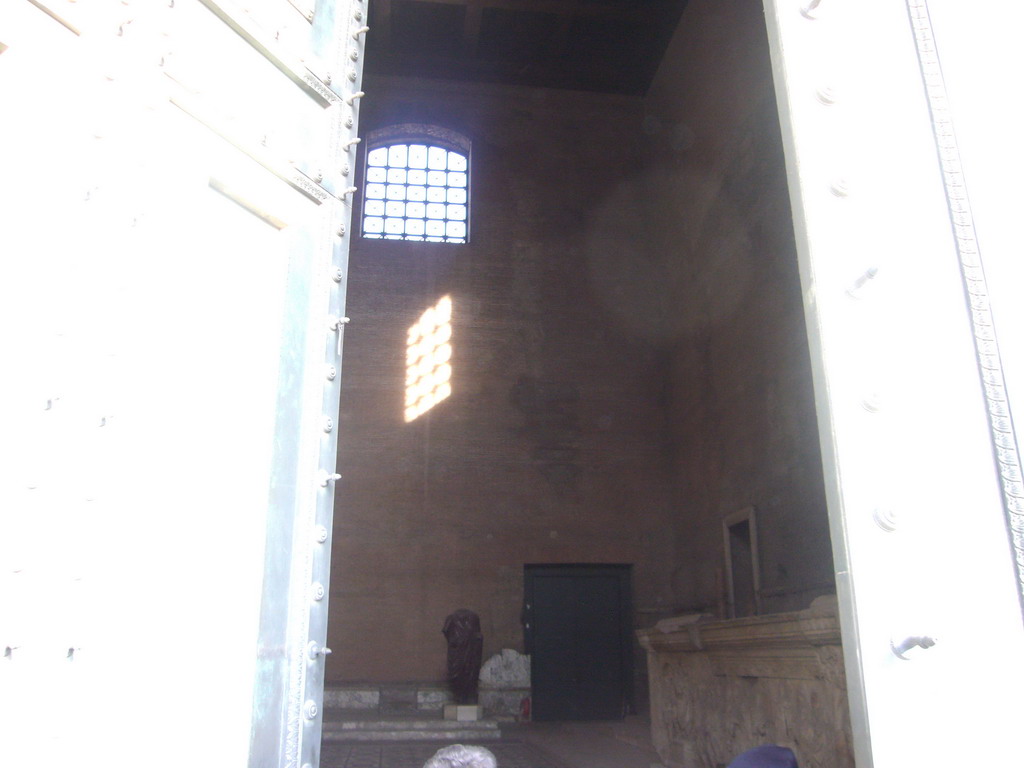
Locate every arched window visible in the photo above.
<box><xmin>361</xmin><ymin>124</ymin><xmax>470</xmax><ymax>243</ymax></box>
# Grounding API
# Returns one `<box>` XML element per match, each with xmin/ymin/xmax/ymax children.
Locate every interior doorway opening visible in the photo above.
<box><xmin>328</xmin><ymin>0</ymin><xmax>839</xmax><ymax>752</ymax></box>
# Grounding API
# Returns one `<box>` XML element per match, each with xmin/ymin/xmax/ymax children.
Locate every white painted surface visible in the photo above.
<box><xmin>763</xmin><ymin>1</ymin><xmax>1024</xmax><ymax>765</ymax></box>
<box><xmin>0</xmin><ymin>2</ymin><xmax>360</xmax><ymax>766</ymax></box>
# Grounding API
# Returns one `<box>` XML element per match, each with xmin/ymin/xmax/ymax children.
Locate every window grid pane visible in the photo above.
<box><xmin>362</xmin><ymin>142</ymin><xmax>469</xmax><ymax>243</ymax></box>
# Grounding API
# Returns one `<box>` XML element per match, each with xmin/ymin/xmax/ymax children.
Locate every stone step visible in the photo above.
<box><xmin>321</xmin><ymin>718</ymin><xmax>502</xmax><ymax>743</ymax></box>
<box><xmin>323</xmin><ymin>682</ymin><xmax>529</xmax><ymax>721</ymax></box>
<box><xmin>322</xmin><ymin>728</ymin><xmax>504</xmax><ymax>743</ymax></box>
<box><xmin>326</xmin><ymin>718</ymin><xmax>499</xmax><ymax>732</ymax></box>
<box><xmin>323</xmin><ymin>683</ymin><xmax>454</xmax><ymax>714</ymax></box>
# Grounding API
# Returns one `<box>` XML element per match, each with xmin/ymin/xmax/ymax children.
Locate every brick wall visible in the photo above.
<box><xmin>328</xmin><ymin>78</ymin><xmax>678</xmax><ymax>682</ymax></box>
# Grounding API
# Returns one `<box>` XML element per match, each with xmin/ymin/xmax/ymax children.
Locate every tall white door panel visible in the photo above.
<box><xmin>0</xmin><ymin>2</ymin><xmax>366</xmax><ymax>766</ymax></box>
<box><xmin>763</xmin><ymin>1</ymin><xmax>1024</xmax><ymax>764</ymax></box>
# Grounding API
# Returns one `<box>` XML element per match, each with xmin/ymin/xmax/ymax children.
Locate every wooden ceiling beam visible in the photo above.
<box><xmin>367</xmin><ymin>49</ymin><xmax>647</xmax><ymax>94</ymax></box>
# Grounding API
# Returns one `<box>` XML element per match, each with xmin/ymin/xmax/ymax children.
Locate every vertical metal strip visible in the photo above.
<box><xmin>295</xmin><ymin>1</ymin><xmax>368</xmax><ymax>766</ymax></box>
<box><xmin>905</xmin><ymin>0</ymin><xmax>1024</xmax><ymax>613</ymax></box>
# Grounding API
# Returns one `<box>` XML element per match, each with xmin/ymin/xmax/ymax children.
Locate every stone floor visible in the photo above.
<box><xmin>319</xmin><ymin>716</ymin><xmax>662</xmax><ymax>768</ymax></box>
<box><xmin>506</xmin><ymin>717</ymin><xmax>663</xmax><ymax>768</ymax></box>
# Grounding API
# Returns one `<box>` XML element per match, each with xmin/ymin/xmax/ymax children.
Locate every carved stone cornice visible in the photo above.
<box><xmin>637</xmin><ymin>598</ymin><xmax>841</xmax><ymax>655</ymax></box>
<box><xmin>637</xmin><ymin>596</ymin><xmax>843</xmax><ymax>682</ymax></box>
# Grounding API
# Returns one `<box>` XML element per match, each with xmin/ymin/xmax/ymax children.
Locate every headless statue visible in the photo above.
<box><xmin>442</xmin><ymin>609</ymin><xmax>484</xmax><ymax>704</ymax></box>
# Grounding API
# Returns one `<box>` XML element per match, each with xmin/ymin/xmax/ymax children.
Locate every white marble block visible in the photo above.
<box><xmin>479</xmin><ymin>649</ymin><xmax>531</xmax><ymax>719</ymax></box>
<box><xmin>443</xmin><ymin>704</ymin><xmax>483</xmax><ymax>721</ymax></box>
<box><xmin>479</xmin><ymin>649</ymin><xmax>530</xmax><ymax>687</ymax></box>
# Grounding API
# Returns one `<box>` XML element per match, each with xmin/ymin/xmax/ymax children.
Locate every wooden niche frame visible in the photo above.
<box><xmin>722</xmin><ymin>506</ymin><xmax>762</xmax><ymax>618</ymax></box>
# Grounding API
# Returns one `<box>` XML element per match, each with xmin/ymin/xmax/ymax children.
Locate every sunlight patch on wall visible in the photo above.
<box><xmin>405</xmin><ymin>295</ymin><xmax>452</xmax><ymax>422</ymax></box>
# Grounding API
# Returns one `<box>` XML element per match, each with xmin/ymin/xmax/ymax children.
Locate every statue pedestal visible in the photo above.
<box><xmin>443</xmin><ymin>704</ymin><xmax>483</xmax><ymax>722</ymax></box>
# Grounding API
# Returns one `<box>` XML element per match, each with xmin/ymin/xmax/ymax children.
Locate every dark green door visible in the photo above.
<box><xmin>524</xmin><ymin>565</ymin><xmax>633</xmax><ymax>721</ymax></box>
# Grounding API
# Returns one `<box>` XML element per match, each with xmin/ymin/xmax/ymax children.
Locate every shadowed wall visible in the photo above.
<box><xmin>639</xmin><ymin>0</ymin><xmax>833</xmax><ymax>615</ymax></box>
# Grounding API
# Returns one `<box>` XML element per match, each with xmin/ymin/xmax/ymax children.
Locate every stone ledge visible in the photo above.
<box><xmin>321</xmin><ymin>714</ymin><xmax>502</xmax><ymax>743</ymax></box>
<box><xmin>326</xmin><ymin>678</ymin><xmax>530</xmax><ymax>721</ymax></box>
<box><xmin>322</xmin><ymin>728</ymin><xmax>502</xmax><ymax>743</ymax></box>
<box><xmin>326</xmin><ymin>718</ymin><xmax>498</xmax><ymax>731</ymax></box>
<box><xmin>636</xmin><ymin>595</ymin><xmax>840</xmax><ymax>655</ymax></box>
<box><xmin>324</xmin><ymin>682</ymin><xmax>455</xmax><ymax>713</ymax></box>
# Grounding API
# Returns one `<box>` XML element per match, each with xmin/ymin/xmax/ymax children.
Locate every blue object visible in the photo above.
<box><xmin>727</xmin><ymin>745</ymin><xmax>799</xmax><ymax>768</ymax></box>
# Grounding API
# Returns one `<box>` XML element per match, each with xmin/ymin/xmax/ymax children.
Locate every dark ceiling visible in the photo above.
<box><xmin>364</xmin><ymin>0</ymin><xmax>691</xmax><ymax>95</ymax></box>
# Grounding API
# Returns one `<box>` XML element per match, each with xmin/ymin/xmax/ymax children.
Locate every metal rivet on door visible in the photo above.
<box><xmin>830</xmin><ymin>178</ymin><xmax>850</xmax><ymax>197</ymax></box>
<box><xmin>815</xmin><ymin>84</ymin><xmax>838</xmax><ymax>105</ymax></box>
<box><xmin>311</xmin><ymin>582</ymin><xmax>326</xmax><ymax>601</ymax></box>
<box><xmin>303</xmin><ymin>700</ymin><xmax>318</xmax><ymax>720</ymax></box>
<box><xmin>330</xmin><ymin>316</ymin><xmax>350</xmax><ymax>355</ymax></box>
<box><xmin>846</xmin><ymin>266</ymin><xmax>879</xmax><ymax>299</ymax></box>
<box><xmin>800</xmin><ymin>0</ymin><xmax>823</xmax><ymax>20</ymax></box>
<box><xmin>861</xmin><ymin>392</ymin><xmax>883</xmax><ymax>413</ymax></box>
<box><xmin>872</xmin><ymin>507</ymin><xmax>897</xmax><ymax>532</ymax></box>
<box><xmin>307</xmin><ymin>641</ymin><xmax>333</xmax><ymax>659</ymax></box>
<box><xmin>315</xmin><ymin>524</ymin><xmax>329</xmax><ymax>543</ymax></box>
<box><xmin>319</xmin><ymin>471</ymin><xmax>341</xmax><ymax>487</ymax></box>
<box><xmin>873</xmin><ymin>506</ymin><xmax>898</xmax><ymax>532</ymax></box>
<box><xmin>891</xmin><ymin>635</ymin><xmax>937</xmax><ymax>660</ymax></box>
